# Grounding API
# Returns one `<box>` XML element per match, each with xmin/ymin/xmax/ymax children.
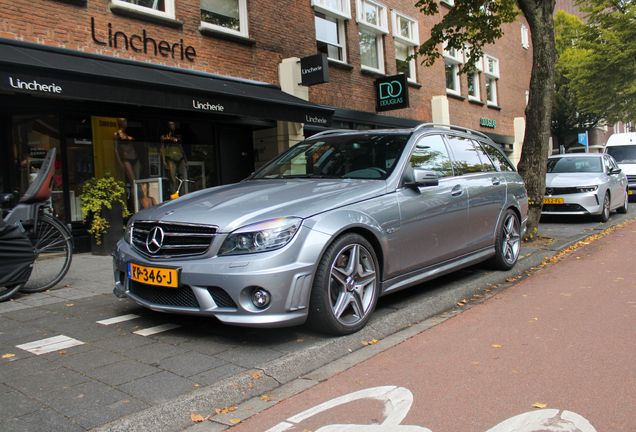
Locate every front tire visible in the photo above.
<box><xmin>307</xmin><ymin>234</ymin><xmax>379</xmax><ymax>336</ymax></box>
<box><xmin>0</xmin><ymin>284</ymin><xmax>23</xmax><ymax>302</ymax></box>
<box><xmin>488</xmin><ymin>209</ymin><xmax>521</xmax><ymax>271</ymax></box>
<box><xmin>597</xmin><ymin>192</ymin><xmax>611</xmax><ymax>222</ymax></box>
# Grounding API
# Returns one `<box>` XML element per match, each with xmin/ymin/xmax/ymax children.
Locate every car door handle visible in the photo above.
<box><xmin>451</xmin><ymin>185</ymin><xmax>464</xmax><ymax>196</ymax></box>
<box><xmin>492</xmin><ymin>177</ymin><xmax>501</xmax><ymax>186</ymax></box>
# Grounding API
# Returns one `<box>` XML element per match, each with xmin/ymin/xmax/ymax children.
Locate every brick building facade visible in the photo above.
<box><xmin>0</xmin><ymin>0</ymin><xmax>532</xmax><ymax>251</ymax></box>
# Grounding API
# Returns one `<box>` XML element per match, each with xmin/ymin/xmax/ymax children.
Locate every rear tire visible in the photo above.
<box><xmin>21</xmin><ymin>214</ymin><xmax>73</xmax><ymax>293</ymax></box>
<box><xmin>307</xmin><ymin>233</ymin><xmax>379</xmax><ymax>336</ymax></box>
<box><xmin>488</xmin><ymin>209</ymin><xmax>521</xmax><ymax>271</ymax></box>
<box><xmin>0</xmin><ymin>284</ymin><xmax>23</xmax><ymax>302</ymax></box>
<box><xmin>617</xmin><ymin>188</ymin><xmax>628</xmax><ymax>214</ymax></box>
<box><xmin>597</xmin><ymin>192</ymin><xmax>611</xmax><ymax>222</ymax></box>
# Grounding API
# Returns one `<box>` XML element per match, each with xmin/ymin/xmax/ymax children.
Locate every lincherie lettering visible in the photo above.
<box><xmin>193</xmin><ymin>100</ymin><xmax>225</xmax><ymax>111</ymax></box>
<box><xmin>91</xmin><ymin>17</ymin><xmax>196</xmax><ymax>61</ymax></box>
<box><xmin>9</xmin><ymin>77</ymin><xmax>62</xmax><ymax>93</ymax></box>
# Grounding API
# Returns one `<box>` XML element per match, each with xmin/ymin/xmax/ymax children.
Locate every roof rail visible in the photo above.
<box><xmin>309</xmin><ymin>129</ymin><xmax>354</xmax><ymax>139</ymax></box>
<box><xmin>413</xmin><ymin>123</ymin><xmax>491</xmax><ymax>141</ymax></box>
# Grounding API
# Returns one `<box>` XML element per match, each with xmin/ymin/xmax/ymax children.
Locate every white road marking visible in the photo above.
<box><xmin>97</xmin><ymin>314</ymin><xmax>140</xmax><ymax>325</ymax></box>
<box><xmin>16</xmin><ymin>335</ymin><xmax>84</xmax><ymax>355</ymax></box>
<box><xmin>133</xmin><ymin>323</ymin><xmax>181</xmax><ymax>336</ymax></box>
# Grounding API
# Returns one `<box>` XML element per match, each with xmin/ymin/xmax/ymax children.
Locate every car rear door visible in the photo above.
<box><xmin>396</xmin><ymin>133</ymin><xmax>468</xmax><ymax>274</ymax></box>
<box><xmin>445</xmin><ymin>135</ymin><xmax>507</xmax><ymax>252</ymax></box>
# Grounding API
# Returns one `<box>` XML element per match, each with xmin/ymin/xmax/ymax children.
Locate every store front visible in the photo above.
<box><xmin>0</xmin><ymin>39</ymin><xmax>334</xmax><ymax>251</ymax></box>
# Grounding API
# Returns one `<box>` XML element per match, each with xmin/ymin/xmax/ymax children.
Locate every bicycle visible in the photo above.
<box><xmin>0</xmin><ymin>148</ymin><xmax>73</xmax><ymax>302</ymax></box>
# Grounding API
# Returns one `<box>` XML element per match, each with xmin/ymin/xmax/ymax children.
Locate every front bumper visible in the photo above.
<box><xmin>541</xmin><ymin>192</ymin><xmax>602</xmax><ymax>216</ymax></box>
<box><xmin>112</xmin><ymin>225</ymin><xmax>330</xmax><ymax>327</ymax></box>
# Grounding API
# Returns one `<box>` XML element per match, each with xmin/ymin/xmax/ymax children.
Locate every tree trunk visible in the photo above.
<box><xmin>516</xmin><ymin>0</ymin><xmax>557</xmax><ymax>241</ymax></box>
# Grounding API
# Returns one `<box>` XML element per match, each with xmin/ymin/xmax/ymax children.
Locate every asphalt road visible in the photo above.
<box><xmin>0</xmin><ymin>205</ymin><xmax>634</xmax><ymax>432</ymax></box>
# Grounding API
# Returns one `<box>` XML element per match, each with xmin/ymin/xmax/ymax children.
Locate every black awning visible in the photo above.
<box><xmin>0</xmin><ymin>39</ymin><xmax>333</xmax><ymax>126</ymax></box>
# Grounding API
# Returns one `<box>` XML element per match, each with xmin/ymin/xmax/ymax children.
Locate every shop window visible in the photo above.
<box><xmin>112</xmin><ymin>0</ymin><xmax>176</xmax><ymax>20</ymax></box>
<box><xmin>357</xmin><ymin>0</ymin><xmax>388</xmax><ymax>74</ymax></box>
<box><xmin>11</xmin><ymin>114</ymin><xmax>67</xmax><ymax>221</ymax></box>
<box><xmin>200</xmin><ymin>0</ymin><xmax>249</xmax><ymax>38</ymax></box>
<box><xmin>392</xmin><ymin>10</ymin><xmax>418</xmax><ymax>82</ymax></box>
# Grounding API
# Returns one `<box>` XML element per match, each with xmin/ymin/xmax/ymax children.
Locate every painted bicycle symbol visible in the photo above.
<box><xmin>266</xmin><ymin>386</ymin><xmax>597</xmax><ymax>432</ymax></box>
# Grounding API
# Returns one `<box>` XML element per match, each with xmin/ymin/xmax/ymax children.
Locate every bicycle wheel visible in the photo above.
<box><xmin>0</xmin><ymin>284</ymin><xmax>23</xmax><ymax>302</ymax></box>
<box><xmin>21</xmin><ymin>214</ymin><xmax>73</xmax><ymax>293</ymax></box>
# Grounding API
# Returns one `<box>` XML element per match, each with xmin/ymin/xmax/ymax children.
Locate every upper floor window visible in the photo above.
<box><xmin>392</xmin><ymin>10</ymin><xmax>418</xmax><ymax>82</ymax></box>
<box><xmin>312</xmin><ymin>0</ymin><xmax>351</xmax><ymax>19</ymax></box>
<box><xmin>112</xmin><ymin>0</ymin><xmax>175</xmax><ymax>19</ymax></box>
<box><xmin>357</xmin><ymin>0</ymin><xmax>388</xmax><ymax>73</ymax></box>
<box><xmin>200</xmin><ymin>0</ymin><xmax>248</xmax><ymax>38</ymax></box>
<box><xmin>485</xmin><ymin>55</ymin><xmax>499</xmax><ymax>105</ymax></box>
<box><xmin>521</xmin><ymin>24</ymin><xmax>529</xmax><ymax>49</ymax></box>
<box><xmin>313</xmin><ymin>0</ymin><xmax>349</xmax><ymax>62</ymax></box>
<box><xmin>443</xmin><ymin>41</ymin><xmax>463</xmax><ymax>95</ymax></box>
<box><xmin>465</xmin><ymin>54</ymin><xmax>482</xmax><ymax>101</ymax></box>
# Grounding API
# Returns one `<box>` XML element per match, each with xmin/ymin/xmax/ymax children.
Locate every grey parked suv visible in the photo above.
<box><xmin>113</xmin><ymin>124</ymin><xmax>528</xmax><ymax>335</ymax></box>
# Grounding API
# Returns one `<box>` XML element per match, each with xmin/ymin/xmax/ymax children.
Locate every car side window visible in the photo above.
<box><xmin>480</xmin><ymin>141</ymin><xmax>515</xmax><ymax>172</ymax></box>
<box><xmin>445</xmin><ymin>135</ymin><xmax>483</xmax><ymax>174</ymax></box>
<box><xmin>604</xmin><ymin>155</ymin><xmax>618</xmax><ymax>173</ymax></box>
<box><xmin>472</xmin><ymin>140</ymin><xmax>496</xmax><ymax>172</ymax></box>
<box><xmin>410</xmin><ymin>134</ymin><xmax>454</xmax><ymax>178</ymax></box>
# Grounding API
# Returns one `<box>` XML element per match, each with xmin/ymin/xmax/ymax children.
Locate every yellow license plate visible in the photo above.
<box><xmin>630</xmin><ymin>191</ymin><xmax>633</xmax><ymax>195</ymax></box>
<box><xmin>543</xmin><ymin>197</ymin><xmax>564</xmax><ymax>205</ymax></box>
<box><xmin>128</xmin><ymin>263</ymin><xmax>179</xmax><ymax>288</ymax></box>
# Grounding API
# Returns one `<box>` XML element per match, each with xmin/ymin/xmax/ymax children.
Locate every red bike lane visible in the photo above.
<box><xmin>229</xmin><ymin>222</ymin><xmax>636</xmax><ymax>432</ymax></box>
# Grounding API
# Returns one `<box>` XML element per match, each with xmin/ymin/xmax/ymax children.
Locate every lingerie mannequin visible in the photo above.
<box><xmin>161</xmin><ymin>121</ymin><xmax>187</xmax><ymax>194</ymax></box>
<box><xmin>114</xmin><ymin>118</ymin><xmax>140</xmax><ymax>191</ymax></box>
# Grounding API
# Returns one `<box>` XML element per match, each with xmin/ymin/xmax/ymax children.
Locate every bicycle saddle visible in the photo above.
<box><xmin>20</xmin><ymin>147</ymin><xmax>57</xmax><ymax>204</ymax></box>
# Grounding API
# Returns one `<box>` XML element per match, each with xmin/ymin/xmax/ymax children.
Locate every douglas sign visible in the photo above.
<box><xmin>375</xmin><ymin>74</ymin><xmax>409</xmax><ymax>112</ymax></box>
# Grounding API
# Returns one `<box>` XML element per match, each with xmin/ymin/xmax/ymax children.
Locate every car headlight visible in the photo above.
<box><xmin>576</xmin><ymin>186</ymin><xmax>599</xmax><ymax>193</ymax></box>
<box><xmin>124</xmin><ymin>219</ymin><xmax>133</xmax><ymax>244</ymax></box>
<box><xmin>219</xmin><ymin>217</ymin><xmax>302</xmax><ymax>256</ymax></box>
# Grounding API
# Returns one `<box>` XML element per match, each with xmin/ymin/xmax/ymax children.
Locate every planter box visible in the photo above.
<box><xmin>90</xmin><ymin>202</ymin><xmax>124</xmax><ymax>256</ymax></box>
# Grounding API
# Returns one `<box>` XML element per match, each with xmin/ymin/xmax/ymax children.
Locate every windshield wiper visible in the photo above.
<box><xmin>282</xmin><ymin>174</ymin><xmax>342</xmax><ymax>179</ymax></box>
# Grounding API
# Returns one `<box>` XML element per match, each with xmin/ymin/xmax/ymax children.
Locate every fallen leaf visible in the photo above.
<box><xmin>191</xmin><ymin>414</ymin><xmax>209</xmax><ymax>422</ymax></box>
<box><xmin>297</xmin><ymin>339</ymin><xmax>303</xmax><ymax>342</ymax></box>
<box><xmin>244</xmin><ymin>406</ymin><xmax>254</xmax><ymax>410</ymax></box>
<box><xmin>66</xmin><ymin>304</ymin><xmax>73</xmax><ymax>306</ymax></box>
<box><xmin>2</xmin><ymin>353</ymin><xmax>15</xmax><ymax>359</ymax></box>
<box><xmin>249</xmin><ymin>383</ymin><xmax>254</xmax><ymax>388</ymax></box>
<box><xmin>250</xmin><ymin>371</ymin><xmax>263</xmax><ymax>379</ymax></box>
<box><xmin>362</xmin><ymin>339</ymin><xmax>379</xmax><ymax>345</ymax></box>
<box><xmin>230</xmin><ymin>419</ymin><xmax>241</xmax><ymax>424</ymax></box>
<box><xmin>59</xmin><ymin>351</ymin><xmax>67</xmax><ymax>355</ymax></box>
<box><xmin>532</xmin><ymin>402</ymin><xmax>547</xmax><ymax>409</ymax></box>
<box><xmin>261</xmin><ymin>395</ymin><xmax>273</xmax><ymax>401</ymax></box>
<box><xmin>492</xmin><ymin>344</ymin><xmax>502</xmax><ymax>348</ymax></box>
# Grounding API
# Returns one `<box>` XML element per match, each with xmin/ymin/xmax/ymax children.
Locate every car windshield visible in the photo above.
<box><xmin>250</xmin><ymin>132</ymin><xmax>411</xmax><ymax>180</ymax></box>
<box><xmin>547</xmin><ymin>156</ymin><xmax>602</xmax><ymax>173</ymax></box>
<box><xmin>606</xmin><ymin>145</ymin><xmax>636</xmax><ymax>164</ymax></box>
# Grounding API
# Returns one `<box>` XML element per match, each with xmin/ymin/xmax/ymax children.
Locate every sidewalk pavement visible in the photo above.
<box><xmin>0</xmin><ymin>209</ymin><xmax>634</xmax><ymax>432</ymax></box>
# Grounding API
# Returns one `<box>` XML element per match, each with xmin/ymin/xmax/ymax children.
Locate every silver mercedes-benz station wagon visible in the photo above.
<box><xmin>113</xmin><ymin>124</ymin><xmax>528</xmax><ymax>335</ymax></box>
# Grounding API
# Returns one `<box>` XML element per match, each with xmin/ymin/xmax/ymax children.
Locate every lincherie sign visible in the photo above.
<box><xmin>90</xmin><ymin>17</ymin><xmax>196</xmax><ymax>61</ymax></box>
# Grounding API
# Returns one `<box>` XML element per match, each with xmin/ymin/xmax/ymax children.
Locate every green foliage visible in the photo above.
<box><xmin>564</xmin><ymin>0</ymin><xmax>636</xmax><ymax>124</ymax></box>
<box><xmin>414</xmin><ymin>0</ymin><xmax>520</xmax><ymax>74</ymax></box>
<box><xmin>79</xmin><ymin>174</ymin><xmax>130</xmax><ymax>245</ymax></box>
<box><xmin>552</xmin><ymin>11</ymin><xmax>602</xmax><ymax>149</ymax></box>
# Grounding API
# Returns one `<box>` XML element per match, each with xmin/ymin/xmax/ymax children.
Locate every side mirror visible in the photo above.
<box><xmin>610</xmin><ymin>167</ymin><xmax>622</xmax><ymax>174</ymax></box>
<box><xmin>404</xmin><ymin>168</ymin><xmax>439</xmax><ymax>188</ymax></box>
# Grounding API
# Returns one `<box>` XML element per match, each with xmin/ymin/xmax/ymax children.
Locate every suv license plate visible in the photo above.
<box><xmin>128</xmin><ymin>263</ymin><xmax>179</xmax><ymax>288</ymax></box>
<box><xmin>543</xmin><ymin>197</ymin><xmax>564</xmax><ymax>204</ymax></box>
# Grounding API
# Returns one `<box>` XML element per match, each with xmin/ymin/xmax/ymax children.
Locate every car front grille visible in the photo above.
<box><xmin>627</xmin><ymin>175</ymin><xmax>636</xmax><ymax>184</ymax></box>
<box><xmin>130</xmin><ymin>281</ymin><xmax>200</xmax><ymax>308</ymax></box>
<box><xmin>542</xmin><ymin>203</ymin><xmax>587</xmax><ymax>212</ymax></box>
<box><xmin>545</xmin><ymin>187</ymin><xmax>579</xmax><ymax>195</ymax></box>
<box><xmin>131</xmin><ymin>221</ymin><xmax>217</xmax><ymax>258</ymax></box>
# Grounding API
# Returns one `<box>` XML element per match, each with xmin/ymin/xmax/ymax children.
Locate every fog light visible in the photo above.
<box><xmin>252</xmin><ymin>289</ymin><xmax>271</xmax><ymax>309</ymax></box>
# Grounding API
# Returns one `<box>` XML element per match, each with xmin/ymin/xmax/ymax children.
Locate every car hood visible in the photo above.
<box><xmin>545</xmin><ymin>172</ymin><xmax>605</xmax><ymax>188</ymax></box>
<box><xmin>133</xmin><ymin>179</ymin><xmax>387</xmax><ymax>232</ymax></box>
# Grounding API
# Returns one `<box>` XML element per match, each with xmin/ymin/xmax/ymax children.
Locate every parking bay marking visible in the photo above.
<box><xmin>97</xmin><ymin>314</ymin><xmax>141</xmax><ymax>325</ymax></box>
<box><xmin>133</xmin><ymin>323</ymin><xmax>181</xmax><ymax>336</ymax></box>
<box><xmin>16</xmin><ymin>335</ymin><xmax>84</xmax><ymax>355</ymax></box>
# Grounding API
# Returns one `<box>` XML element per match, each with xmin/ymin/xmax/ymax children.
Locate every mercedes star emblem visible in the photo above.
<box><xmin>146</xmin><ymin>226</ymin><xmax>165</xmax><ymax>254</ymax></box>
